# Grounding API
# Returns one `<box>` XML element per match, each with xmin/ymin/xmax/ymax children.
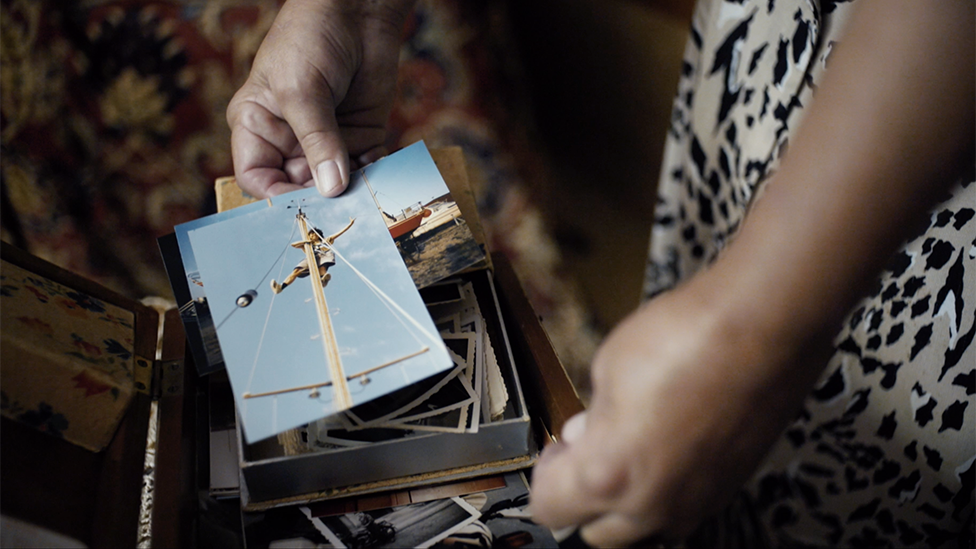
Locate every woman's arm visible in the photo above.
<box><xmin>530</xmin><ymin>1</ymin><xmax>974</xmax><ymax>546</ymax></box>
<box><xmin>720</xmin><ymin>0</ymin><xmax>974</xmax><ymax>352</ymax></box>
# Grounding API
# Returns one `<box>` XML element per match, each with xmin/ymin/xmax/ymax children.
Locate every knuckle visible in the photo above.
<box><xmin>226</xmin><ymin>97</ymin><xmax>246</xmax><ymax>127</ymax></box>
<box><xmin>227</xmin><ymin>82</ymin><xmax>263</xmax><ymax>122</ymax></box>
<box><xmin>237</xmin><ymin>104</ymin><xmax>272</xmax><ymax>132</ymax></box>
<box><xmin>228</xmin><ymin>99</ymin><xmax>270</xmax><ymax>135</ymax></box>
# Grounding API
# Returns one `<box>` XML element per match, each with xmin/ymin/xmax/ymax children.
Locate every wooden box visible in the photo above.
<box><xmin>0</xmin><ymin>146</ymin><xmax>582</xmax><ymax>547</ymax></box>
<box><xmin>0</xmin><ymin>242</ymin><xmax>197</xmax><ymax>548</ymax></box>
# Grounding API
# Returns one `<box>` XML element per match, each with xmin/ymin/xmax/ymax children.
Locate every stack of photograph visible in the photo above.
<box><xmin>243</xmin><ymin>471</ymin><xmax>561</xmax><ymax>548</ymax></box>
<box><xmin>305</xmin><ymin>277</ymin><xmax>509</xmax><ymax>442</ymax></box>
<box><xmin>160</xmin><ymin>142</ymin><xmax>538</xmax><ymax>510</ymax></box>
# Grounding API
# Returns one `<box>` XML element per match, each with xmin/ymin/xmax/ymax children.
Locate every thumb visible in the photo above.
<box><xmin>278</xmin><ymin>87</ymin><xmax>351</xmax><ymax>197</ymax></box>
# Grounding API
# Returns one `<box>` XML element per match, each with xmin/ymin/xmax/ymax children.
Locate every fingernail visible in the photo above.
<box><xmin>315</xmin><ymin>160</ymin><xmax>343</xmax><ymax>196</ymax></box>
<box><xmin>561</xmin><ymin>412</ymin><xmax>587</xmax><ymax>444</ymax></box>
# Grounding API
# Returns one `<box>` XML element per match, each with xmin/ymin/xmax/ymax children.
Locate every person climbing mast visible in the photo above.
<box><xmin>271</xmin><ymin>217</ymin><xmax>355</xmax><ymax>294</ymax></box>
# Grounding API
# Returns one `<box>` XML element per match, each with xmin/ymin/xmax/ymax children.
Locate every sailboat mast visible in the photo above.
<box><xmin>297</xmin><ymin>211</ymin><xmax>352</xmax><ymax>410</ymax></box>
<box><xmin>361</xmin><ymin>170</ymin><xmax>385</xmax><ymax>216</ymax></box>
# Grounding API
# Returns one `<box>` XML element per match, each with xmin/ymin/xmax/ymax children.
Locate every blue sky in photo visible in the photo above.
<box><xmin>175</xmin><ymin>197</ymin><xmax>269</xmax><ymax>301</ymax></box>
<box><xmin>363</xmin><ymin>141</ymin><xmax>451</xmax><ymax>214</ymax></box>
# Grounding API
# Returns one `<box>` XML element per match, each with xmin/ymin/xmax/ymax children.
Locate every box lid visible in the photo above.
<box><xmin>0</xmin><ymin>241</ymin><xmax>194</xmax><ymax>548</ymax></box>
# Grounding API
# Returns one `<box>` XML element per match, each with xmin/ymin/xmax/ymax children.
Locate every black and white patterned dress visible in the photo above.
<box><xmin>644</xmin><ymin>0</ymin><xmax>974</xmax><ymax>545</ymax></box>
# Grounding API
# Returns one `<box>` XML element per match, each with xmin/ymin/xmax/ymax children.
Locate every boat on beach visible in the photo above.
<box><xmin>383</xmin><ymin>203</ymin><xmax>432</xmax><ymax>239</ymax></box>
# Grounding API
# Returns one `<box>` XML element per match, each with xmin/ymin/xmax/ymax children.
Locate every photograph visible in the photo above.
<box><xmin>361</xmin><ymin>142</ymin><xmax>486</xmax><ymax>289</ymax></box>
<box><xmin>433</xmin><ymin>313</ymin><xmax>461</xmax><ymax>334</ymax></box>
<box><xmin>339</xmin><ymin>357</ymin><xmax>465</xmax><ymax>427</ymax></box>
<box><xmin>419</xmin><ymin>280</ymin><xmax>464</xmax><ymax>306</ymax></box>
<box><xmin>442</xmin><ymin>332</ymin><xmax>482</xmax><ymax>431</ymax></box>
<box><xmin>374</xmin><ymin>380</ymin><xmax>476</xmax><ymax>432</ymax></box>
<box><xmin>184</xmin><ymin>172</ymin><xmax>453</xmax><ymax>443</ymax></box>
<box><xmin>383</xmin><ymin>367</ymin><xmax>476</xmax><ymax>425</ymax></box>
<box><xmin>451</xmin><ymin>472</ymin><xmax>561</xmax><ymax>549</ymax></box>
<box><xmin>443</xmin><ymin>281</ymin><xmax>508</xmax><ymax>422</ymax></box>
<box><xmin>311</xmin><ymin>496</ymin><xmax>481</xmax><ymax>549</ymax></box>
<box><xmin>167</xmin><ymin>142</ymin><xmax>481</xmax><ymax>380</ymax></box>
<box><xmin>343</xmin><ymin>358</ymin><xmax>474</xmax><ymax>430</ymax></box>
<box><xmin>391</xmin><ymin>404</ymin><xmax>468</xmax><ymax>433</ymax></box>
<box><xmin>296</xmin><ymin>473</ymin><xmax>561</xmax><ymax>549</ymax></box>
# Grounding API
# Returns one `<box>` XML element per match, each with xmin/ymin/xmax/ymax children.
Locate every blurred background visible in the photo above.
<box><xmin>0</xmin><ymin>0</ymin><xmax>692</xmax><ymax>394</ymax></box>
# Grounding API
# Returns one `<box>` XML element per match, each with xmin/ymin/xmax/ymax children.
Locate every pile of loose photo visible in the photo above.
<box><xmin>296</xmin><ymin>278</ymin><xmax>509</xmax><ymax>449</ymax></box>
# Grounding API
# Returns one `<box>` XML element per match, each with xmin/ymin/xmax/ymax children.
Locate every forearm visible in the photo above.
<box><xmin>257</xmin><ymin>0</ymin><xmax>416</xmax><ymax>78</ymax></box>
<box><xmin>707</xmin><ymin>0</ymin><xmax>974</xmax><ymax>358</ymax></box>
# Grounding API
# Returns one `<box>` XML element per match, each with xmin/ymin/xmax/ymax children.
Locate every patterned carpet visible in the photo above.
<box><xmin>1</xmin><ymin>0</ymin><xmax>599</xmax><ymax>393</ymax></box>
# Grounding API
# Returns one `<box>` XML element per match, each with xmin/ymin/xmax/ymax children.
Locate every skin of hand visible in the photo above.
<box><xmin>529</xmin><ymin>0</ymin><xmax>975</xmax><ymax>546</ymax></box>
<box><xmin>227</xmin><ymin>0</ymin><xmax>415</xmax><ymax>198</ymax></box>
<box><xmin>531</xmin><ymin>276</ymin><xmax>836</xmax><ymax>545</ymax></box>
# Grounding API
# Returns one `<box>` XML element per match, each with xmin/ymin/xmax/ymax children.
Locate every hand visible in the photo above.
<box><xmin>227</xmin><ymin>0</ymin><xmax>413</xmax><ymax>198</ymax></box>
<box><xmin>529</xmin><ymin>274</ymin><xmax>831</xmax><ymax>547</ymax></box>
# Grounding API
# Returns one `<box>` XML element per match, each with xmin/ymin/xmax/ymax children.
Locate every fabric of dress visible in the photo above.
<box><xmin>644</xmin><ymin>0</ymin><xmax>975</xmax><ymax>546</ymax></box>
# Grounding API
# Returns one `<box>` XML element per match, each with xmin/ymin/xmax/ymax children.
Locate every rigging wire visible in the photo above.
<box><xmin>307</xmin><ymin>221</ymin><xmax>432</xmax><ymax>359</ymax></box>
<box><xmin>216</xmin><ymin>217</ymin><xmax>299</xmax><ymax>332</ymax></box>
<box><xmin>328</xmin><ymin>242</ymin><xmax>440</xmax><ymax>348</ymax></box>
<box><xmin>329</xmin><ymin>243</ymin><xmax>427</xmax><ymax>353</ymax></box>
<box><xmin>242</xmin><ymin>216</ymin><xmax>299</xmax><ymax>407</ymax></box>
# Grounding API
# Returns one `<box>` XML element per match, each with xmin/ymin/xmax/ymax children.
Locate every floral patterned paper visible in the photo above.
<box><xmin>1</xmin><ymin>258</ymin><xmax>137</xmax><ymax>451</ymax></box>
<box><xmin>1</xmin><ymin>259</ymin><xmax>135</xmax><ymax>384</ymax></box>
